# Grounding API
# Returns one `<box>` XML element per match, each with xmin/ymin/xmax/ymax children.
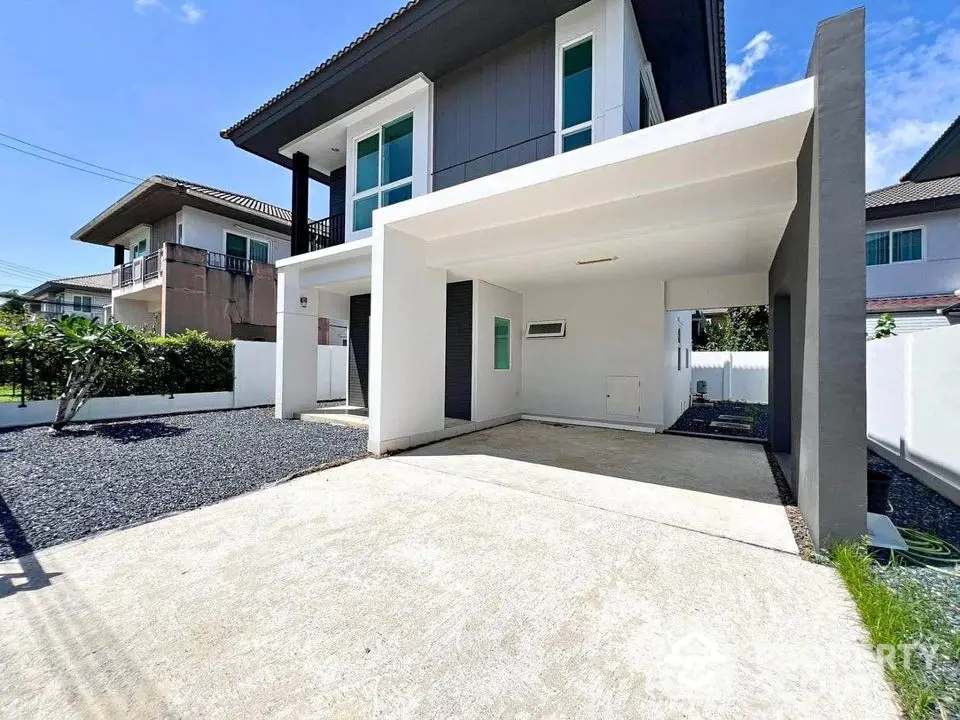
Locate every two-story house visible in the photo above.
<box><xmin>72</xmin><ymin>175</ymin><xmax>344</xmax><ymax>342</ymax></box>
<box><xmin>865</xmin><ymin>116</ymin><xmax>960</xmax><ymax>335</ymax></box>
<box><xmin>222</xmin><ymin>1</ymin><xmax>868</xmax><ymax>546</ymax></box>
<box><xmin>22</xmin><ymin>272</ymin><xmax>112</xmax><ymax>323</ymax></box>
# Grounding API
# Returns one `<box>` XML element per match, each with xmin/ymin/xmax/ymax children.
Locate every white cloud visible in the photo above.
<box><xmin>866</xmin><ymin>20</ymin><xmax>960</xmax><ymax>188</ymax></box>
<box><xmin>134</xmin><ymin>0</ymin><xmax>162</xmax><ymax>12</ymax></box>
<box><xmin>726</xmin><ymin>31</ymin><xmax>774</xmax><ymax>101</ymax></box>
<box><xmin>180</xmin><ymin>2</ymin><xmax>204</xmax><ymax>23</ymax></box>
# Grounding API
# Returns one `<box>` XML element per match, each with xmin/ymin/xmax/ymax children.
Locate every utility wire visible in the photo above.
<box><xmin>0</xmin><ymin>259</ymin><xmax>58</xmax><ymax>279</ymax></box>
<box><xmin>0</xmin><ymin>131</ymin><xmax>145</xmax><ymax>183</ymax></box>
<box><xmin>0</xmin><ymin>141</ymin><xmax>139</xmax><ymax>185</ymax></box>
<box><xmin>0</xmin><ymin>266</ymin><xmax>58</xmax><ymax>284</ymax></box>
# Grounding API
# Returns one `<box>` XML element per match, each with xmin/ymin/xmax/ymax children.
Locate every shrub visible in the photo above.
<box><xmin>6</xmin><ymin>321</ymin><xmax>234</xmax><ymax>400</ymax></box>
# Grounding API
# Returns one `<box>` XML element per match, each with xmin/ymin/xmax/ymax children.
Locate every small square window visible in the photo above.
<box><xmin>381</xmin><ymin>183</ymin><xmax>412</xmax><ymax>208</ymax></box>
<box><xmin>892</xmin><ymin>228</ymin><xmax>922</xmax><ymax>262</ymax></box>
<box><xmin>225</xmin><ymin>232</ymin><xmax>247</xmax><ymax>258</ymax></box>
<box><xmin>494</xmin><ymin>317</ymin><xmax>511</xmax><ymax>370</ymax></box>
<box><xmin>562</xmin><ymin>128</ymin><xmax>592</xmax><ymax>153</ymax></box>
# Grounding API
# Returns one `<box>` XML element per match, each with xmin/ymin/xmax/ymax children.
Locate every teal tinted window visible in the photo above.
<box><xmin>494</xmin><ymin>317</ymin><xmax>511</xmax><ymax>370</ymax></box>
<box><xmin>866</xmin><ymin>232</ymin><xmax>889</xmax><ymax>266</ymax></box>
<box><xmin>562</xmin><ymin>128</ymin><xmax>592</xmax><ymax>153</ymax></box>
<box><xmin>381</xmin><ymin>115</ymin><xmax>413</xmax><ymax>185</ymax></box>
<box><xmin>250</xmin><ymin>239</ymin><xmax>269</xmax><ymax>264</ymax></box>
<box><xmin>225</xmin><ymin>232</ymin><xmax>247</xmax><ymax>258</ymax></box>
<box><xmin>353</xmin><ymin>195</ymin><xmax>379</xmax><ymax>232</ymax></box>
<box><xmin>382</xmin><ymin>183</ymin><xmax>412</xmax><ymax>208</ymax></box>
<box><xmin>892</xmin><ymin>229</ymin><xmax>922</xmax><ymax>262</ymax></box>
<box><xmin>563</xmin><ymin>38</ymin><xmax>593</xmax><ymax>130</ymax></box>
<box><xmin>356</xmin><ymin>134</ymin><xmax>380</xmax><ymax>193</ymax></box>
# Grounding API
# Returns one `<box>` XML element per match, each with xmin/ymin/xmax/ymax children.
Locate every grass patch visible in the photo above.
<box><xmin>830</xmin><ymin>541</ymin><xmax>956</xmax><ymax>719</ymax></box>
<box><xmin>0</xmin><ymin>384</ymin><xmax>20</xmax><ymax>403</ymax></box>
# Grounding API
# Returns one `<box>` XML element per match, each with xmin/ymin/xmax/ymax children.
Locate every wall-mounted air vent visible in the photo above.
<box><xmin>526</xmin><ymin>320</ymin><xmax>566</xmax><ymax>338</ymax></box>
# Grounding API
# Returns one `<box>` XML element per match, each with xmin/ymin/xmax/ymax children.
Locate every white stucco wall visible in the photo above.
<box><xmin>662</xmin><ymin>310</ymin><xmax>692</xmax><ymax>427</ymax></box>
<box><xmin>235</xmin><ymin>340</ymin><xmax>347</xmax><ymax>408</ymax></box>
<box><xmin>665</xmin><ymin>273</ymin><xmax>768</xmax><ymax>311</ymax></box>
<box><xmin>690</xmin><ymin>351</ymin><xmax>770</xmax><ymax>403</ymax></box>
<box><xmin>112</xmin><ymin>296</ymin><xmax>159</xmax><ymax>331</ymax></box>
<box><xmin>867</xmin><ymin>326</ymin><xmax>960</xmax><ymax>504</ymax></box>
<box><xmin>472</xmin><ymin>280</ymin><xmax>523</xmax><ymax>422</ymax></box>
<box><xmin>180</xmin><ymin>206</ymin><xmax>291</xmax><ymax>263</ymax></box>
<box><xmin>866</xmin><ymin>208</ymin><xmax>960</xmax><ymax>299</ymax></box>
<box><xmin>521</xmin><ymin>277</ymin><xmax>665</xmax><ymax>428</ymax></box>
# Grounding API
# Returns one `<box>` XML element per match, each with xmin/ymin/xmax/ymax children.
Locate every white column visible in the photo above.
<box><xmin>275</xmin><ymin>267</ymin><xmax>319</xmax><ymax>419</ymax></box>
<box><xmin>368</xmin><ymin>226</ymin><xmax>446</xmax><ymax>455</ymax></box>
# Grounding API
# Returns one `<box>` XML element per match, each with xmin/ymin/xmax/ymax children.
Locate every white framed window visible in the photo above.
<box><xmin>352</xmin><ymin>114</ymin><xmax>414</xmax><ymax>232</ymax></box>
<box><xmin>494</xmin><ymin>317</ymin><xmax>511</xmax><ymax>370</ymax></box>
<box><xmin>224</xmin><ymin>230</ymin><xmax>271</xmax><ymax>264</ymax></box>
<box><xmin>866</xmin><ymin>227</ymin><xmax>923</xmax><ymax>266</ymax></box>
<box><xmin>73</xmin><ymin>295</ymin><xmax>92</xmax><ymax>313</ymax></box>
<box><xmin>132</xmin><ymin>239</ymin><xmax>148</xmax><ymax>259</ymax></box>
<box><xmin>559</xmin><ymin>35</ymin><xmax>594</xmax><ymax>153</ymax></box>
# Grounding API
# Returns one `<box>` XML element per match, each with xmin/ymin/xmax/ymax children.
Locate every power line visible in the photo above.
<box><xmin>0</xmin><ymin>266</ymin><xmax>57</xmax><ymax>284</ymax></box>
<box><xmin>0</xmin><ymin>141</ymin><xmax>140</xmax><ymax>185</ymax></box>
<box><xmin>0</xmin><ymin>131</ymin><xmax>145</xmax><ymax>183</ymax></box>
<box><xmin>0</xmin><ymin>259</ymin><xmax>58</xmax><ymax>279</ymax></box>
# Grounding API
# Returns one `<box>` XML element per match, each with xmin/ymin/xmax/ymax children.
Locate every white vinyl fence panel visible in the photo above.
<box><xmin>234</xmin><ymin>340</ymin><xmax>347</xmax><ymax>408</ymax></box>
<box><xmin>690</xmin><ymin>351</ymin><xmax>768</xmax><ymax>403</ymax></box>
<box><xmin>867</xmin><ymin>326</ymin><xmax>960</xmax><ymax>504</ymax></box>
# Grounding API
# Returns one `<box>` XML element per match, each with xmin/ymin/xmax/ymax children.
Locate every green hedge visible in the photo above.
<box><xmin>2</xmin><ymin>325</ymin><xmax>234</xmax><ymax>399</ymax></box>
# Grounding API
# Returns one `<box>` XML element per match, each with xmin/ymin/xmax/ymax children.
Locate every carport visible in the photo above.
<box><xmin>397</xmin><ymin>420</ymin><xmax>798</xmax><ymax>553</ymax></box>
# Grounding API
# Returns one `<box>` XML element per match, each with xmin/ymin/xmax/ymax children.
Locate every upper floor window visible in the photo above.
<box><xmin>132</xmin><ymin>239</ymin><xmax>148</xmax><ymax>259</ymax></box>
<box><xmin>353</xmin><ymin>114</ymin><xmax>414</xmax><ymax>231</ymax></box>
<box><xmin>866</xmin><ymin>228</ymin><xmax>922</xmax><ymax>266</ymax></box>
<box><xmin>560</xmin><ymin>37</ymin><xmax>593</xmax><ymax>153</ymax></box>
<box><xmin>226</xmin><ymin>231</ymin><xmax>270</xmax><ymax>264</ymax></box>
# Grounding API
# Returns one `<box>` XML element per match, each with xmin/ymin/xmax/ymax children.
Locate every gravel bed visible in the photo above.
<box><xmin>869</xmin><ymin>452</ymin><xmax>960</xmax><ymax>716</ymax></box>
<box><xmin>763</xmin><ymin>444</ymin><xmax>814</xmax><ymax>560</ymax></box>
<box><xmin>667</xmin><ymin>401</ymin><xmax>769</xmax><ymax>441</ymax></box>
<box><xmin>0</xmin><ymin>408</ymin><xmax>368</xmax><ymax>560</ymax></box>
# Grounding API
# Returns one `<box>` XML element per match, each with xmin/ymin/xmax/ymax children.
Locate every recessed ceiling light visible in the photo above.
<box><xmin>576</xmin><ymin>256</ymin><xmax>618</xmax><ymax>266</ymax></box>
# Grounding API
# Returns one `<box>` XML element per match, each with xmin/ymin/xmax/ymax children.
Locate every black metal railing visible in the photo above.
<box><xmin>143</xmin><ymin>251</ymin><xmax>160</xmax><ymax>280</ymax></box>
<box><xmin>206</xmin><ymin>251</ymin><xmax>251</xmax><ymax>274</ymax></box>
<box><xmin>307</xmin><ymin>213</ymin><xmax>346</xmax><ymax>252</ymax></box>
<box><xmin>112</xmin><ymin>251</ymin><xmax>161</xmax><ymax>288</ymax></box>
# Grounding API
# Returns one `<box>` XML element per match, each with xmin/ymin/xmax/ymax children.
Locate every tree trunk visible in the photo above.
<box><xmin>50</xmin><ymin>359</ymin><xmax>100</xmax><ymax>432</ymax></box>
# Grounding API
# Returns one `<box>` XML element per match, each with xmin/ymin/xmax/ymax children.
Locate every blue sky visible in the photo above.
<box><xmin>1</xmin><ymin>0</ymin><xmax>958</xmax><ymax>291</ymax></box>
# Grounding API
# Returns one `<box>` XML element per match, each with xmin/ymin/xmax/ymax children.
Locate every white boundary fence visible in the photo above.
<box><xmin>867</xmin><ymin>326</ymin><xmax>960</xmax><ymax>504</ymax></box>
<box><xmin>0</xmin><ymin>341</ymin><xmax>348</xmax><ymax>429</ymax></box>
<box><xmin>690</xmin><ymin>351</ymin><xmax>768</xmax><ymax>403</ymax></box>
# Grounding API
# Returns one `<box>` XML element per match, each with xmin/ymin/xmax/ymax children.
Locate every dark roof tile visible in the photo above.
<box><xmin>865</xmin><ymin>176</ymin><xmax>960</xmax><ymax>209</ymax></box>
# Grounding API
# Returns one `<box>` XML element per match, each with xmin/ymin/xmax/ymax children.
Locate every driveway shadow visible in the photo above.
<box><xmin>0</xmin><ymin>493</ymin><xmax>61</xmax><ymax>598</ymax></box>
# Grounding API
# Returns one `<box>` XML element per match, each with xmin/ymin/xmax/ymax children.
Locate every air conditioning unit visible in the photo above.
<box><xmin>525</xmin><ymin>320</ymin><xmax>566</xmax><ymax>338</ymax></box>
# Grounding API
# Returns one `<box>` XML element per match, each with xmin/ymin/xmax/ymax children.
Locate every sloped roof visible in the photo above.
<box><xmin>73</xmin><ymin>175</ymin><xmax>293</xmax><ymax>246</ymax></box>
<box><xmin>220</xmin><ymin>1</ymin><xmax>423</xmax><ymax>139</ymax></box>
<box><xmin>866</xmin><ymin>294</ymin><xmax>959</xmax><ymax>314</ymax></box>
<box><xmin>866</xmin><ymin>176</ymin><xmax>960</xmax><ymax>209</ymax></box>
<box><xmin>156</xmin><ymin>176</ymin><xmax>292</xmax><ymax>224</ymax></box>
<box><xmin>22</xmin><ymin>272</ymin><xmax>113</xmax><ymax>299</ymax></box>
<box><xmin>902</xmin><ymin>115</ymin><xmax>960</xmax><ymax>183</ymax></box>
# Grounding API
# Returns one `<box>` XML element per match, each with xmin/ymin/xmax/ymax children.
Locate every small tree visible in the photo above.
<box><xmin>872</xmin><ymin>313</ymin><xmax>896</xmax><ymax>340</ymax></box>
<box><xmin>13</xmin><ymin>317</ymin><xmax>148</xmax><ymax>432</ymax></box>
<box><xmin>699</xmin><ymin>306</ymin><xmax>769</xmax><ymax>351</ymax></box>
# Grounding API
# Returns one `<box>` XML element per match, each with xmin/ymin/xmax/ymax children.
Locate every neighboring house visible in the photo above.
<box><xmin>223</xmin><ymin>2</ymin><xmax>867</xmax><ymax>546</ymax></box>
<box><xmin>71</xmin><ymin>175</ymin><xmax>343</xmax><ymax>342</ymax></box>
<box><xmin>865</xmin><ymin>116</ymin><xmax>960</xmax><ymax>335</ymax></box>
<box><xmin>22</xmin><ymin>272</ymin><xmax>112</xmax><ymax>323</ymax></box>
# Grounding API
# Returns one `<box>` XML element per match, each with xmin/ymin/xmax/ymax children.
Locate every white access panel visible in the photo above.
<box><xmin>606</xmin><ymin>376</ymin><xmax>641</xmax><ymax>416</ymax></box>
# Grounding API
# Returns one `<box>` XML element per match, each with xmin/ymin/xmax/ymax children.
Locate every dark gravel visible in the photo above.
<box><xmin>0</xmin><ymin>408</ymin><xmax>368</xmax><ymax>560</ymax></box>
<box><xmin>667</xmin><ymin>401</ymin><xmax>769</xmax><ymax>441</ymax></box>
<box><xmin>869</xmin><ymin>452</ymin><xmax>960</xmax><ymax>716</ymax></box>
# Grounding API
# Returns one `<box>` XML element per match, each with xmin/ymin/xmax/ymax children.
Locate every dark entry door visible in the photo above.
<box><xmin>348</xmin><ymin>294</ymin><xmax>370</xmax><ymax>408</ymax></box>
<box><xmin>445</xmin><ymin>281</ymin><xmax>473</xmax><ymax>420</ymax></box>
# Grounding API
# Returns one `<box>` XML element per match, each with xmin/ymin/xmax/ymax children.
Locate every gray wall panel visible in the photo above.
<box><xmin>433</xmin><ymin>22</ymin><xmax>555</xmax><ymax>188</ymax></box>
<box><xmin>329</xmin><ymin>166</ymin><xmax>346</xmax><ymax>217</ymax></box>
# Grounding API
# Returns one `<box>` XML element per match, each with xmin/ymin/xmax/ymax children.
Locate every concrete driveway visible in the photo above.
<box><xmin>0</xmin><ymin>422</ymin><xmax>897</xmax><ymax>718</ymax></box>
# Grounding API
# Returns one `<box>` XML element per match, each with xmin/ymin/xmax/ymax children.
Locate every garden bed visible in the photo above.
<box><xmin>667</xmin><ymin>401</ymin><xmax>768</xmax><ymax>441</ymax></box>
<box><xmin>0</xmin><ymin>408</ymin><xmax>368</xmax><ymax>560</ymax></box>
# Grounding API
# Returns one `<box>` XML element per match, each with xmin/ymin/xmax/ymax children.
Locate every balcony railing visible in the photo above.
<box><xmin>206</xmin><ymin>251</ymin><xmax>252</xmax><ymax>274</ymax></box>
<box><xmin>308</xmin><ymin>213</ymin><xmax>345</xmax><ymax>252</ymax></box>
<box><xmin>31</xmin><ymin>301</ymin><xmax>106</xmax><ymax>322</ymax></box>
<box><xmin>112</xmin><ymin>251</ymin><xmax>161</xmax><ymax>289</ymax></box>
